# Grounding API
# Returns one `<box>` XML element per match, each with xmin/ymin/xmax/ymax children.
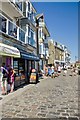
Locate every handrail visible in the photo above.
<box><xmin>0</xmin><ymin>13</ymin><xmax>26</xmax><ymax>33</ymax></box>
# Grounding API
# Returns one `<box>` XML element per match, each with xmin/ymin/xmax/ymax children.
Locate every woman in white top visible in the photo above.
<box><xmin>58</xmin><ymin>65</ymin><xmax>61</xmax><ymax>73</ymax></box>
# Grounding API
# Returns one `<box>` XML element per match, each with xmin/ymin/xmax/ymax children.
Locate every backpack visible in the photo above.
<box><xmin>3</xmin><ymin>68</ymin><xmax>8</xmax><ymax>78</ymax></box>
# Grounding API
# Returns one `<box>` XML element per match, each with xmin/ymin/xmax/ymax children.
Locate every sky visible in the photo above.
<box><xmin>32</xmin><ymin>2</ymin><xmax>78</xmax><ymax>62</ymax></box>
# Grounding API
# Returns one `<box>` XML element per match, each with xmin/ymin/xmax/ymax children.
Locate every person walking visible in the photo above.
<box><xmin>0</xmin><ymin>63</ymin><xmax>8</xmax><ymax>95</ymax></box>
<box><xmin>8</xmin><ymin>67</ymin><xmax>15</xmax><ymax>93</ymax></box>
<box><xmin>48</xmin><ymin>66</ymin><xmax>52</xmax><ymax>76</ymax></box>
<box><xmin>58</xmin><ymin>65</ymin><xmax>61</xmax><ymax>73</ymax></box>
<box><xmin>51</xmin><ymin>64</ymin><xmax>54</xmax><ymax>78</ymax></box>
<box><xmin>63</xmin><ymin>65</ymin><xmax>67</xmax><ymax>76</ymax></box>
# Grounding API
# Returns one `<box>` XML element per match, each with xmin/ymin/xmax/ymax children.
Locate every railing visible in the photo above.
<box><xmin>0</xmin><ymin>14</ymin><xmax>26</xmax><ymax>43</ymax></box>
<box><xmin>0</xmin><ymin>14</ymin><xmax>37</xmax><ymax>47</ymax></box>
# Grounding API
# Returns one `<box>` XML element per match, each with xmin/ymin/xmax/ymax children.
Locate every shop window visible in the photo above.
<box><xmin>28</xmin><ymin>61</ymin><xmax>31</xmax><ymax>72</ymax></box>
<box><xmin>32</xmin><ymin>61</ymin><xmax>35</xmax><ymax>69</ymax></box>
<box><xmin>13</xmin><ymin>59</ymin><xmax>26</xmax><ymax>81</ymax></box>
<box><xmin>13</xmin><ymin>60</ymin><xmax>19</xmax><ymax>76</ymax></box>
<box><xmin>19</xmin><ymin>59</ymin><xmax>25</xmax><ymax>75</ymax></box>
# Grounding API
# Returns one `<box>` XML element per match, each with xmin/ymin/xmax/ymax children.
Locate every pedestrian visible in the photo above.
<box><xmin>0</xmin><ymin>63</ymin><xmax>8</xmax><ymax>95</ymax></box>
<box><xmin>48</xmin><ymin>66</ymin><xmax>52</xmax><ymax>76</ymax></box>
<box><xmin>58</xmin><ymin>65</ymin><xmax>61</xmax><ymax>73</ymax></box>
<box><xmin>51</xmin><ymin>64</ymin><xmax>54</xmax><ymax>78</ymax></box>
<box><xmin>43</xmin><ymin>64</ymin><xmax>46</xmax><ymax>76</ymax></box>
<box><xmin>0</xmin><ymin>68</ymin><xmax>3</xmax><ymax>89</ymax></box>
<box><xmin>54</xmin><ymin>66</ymin><xmax>58</xmax><ymax>77</ymax></box>
<box><xmin>45</xmin><ymin>65</ymin><xmax>48</xmax><ymax>76</ymax></box>
<box><xmin>8</xmin><ymin>67</ymin><xmax>15</xmax><ymax>93</ymax></box>
<box><xmin>63</xmin><ymin>66</ymin><xmax>67</xmax><ymax>76</ymax></box>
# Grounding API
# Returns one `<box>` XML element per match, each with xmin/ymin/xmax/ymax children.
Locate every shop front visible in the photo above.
<box><xmin>0</xmin><ymin>43</ymin><xmax>39</xmax><ymax>87</ymax></box>
<box><xmin>13</xmin><ymin>51</ymin><xmax>39</xmax><ymax>87</ymax></box>
<box><xmin>0</xmin><ymin>42</ymin><xmax>20</xmax><ymax>67</ymax></box>
<box><xmin>21</xmin><ymin>51</ymin><xmax>39</xmax><ymax>82</ymax></box>
<box><xmin>13</xmin><ymin>58</ymin><xmax>26</xmax><ymax>87</ymax></box>
<box><xmin>0</xmin><ymin>42</ymin><xmax>21</xmax><ymax>88</ymax></box>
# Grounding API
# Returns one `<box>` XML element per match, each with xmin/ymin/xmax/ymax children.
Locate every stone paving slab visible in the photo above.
<box><xmin>0</xmin><ymin>70</ymin><xmax>80</xmax><ymax>119</ymax></box>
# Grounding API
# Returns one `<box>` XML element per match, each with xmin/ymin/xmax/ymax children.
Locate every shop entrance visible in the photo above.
<box><xmin>27</xmin><ymin>60</ymin><xmax>35</xmax><ymax>81</ymax></box>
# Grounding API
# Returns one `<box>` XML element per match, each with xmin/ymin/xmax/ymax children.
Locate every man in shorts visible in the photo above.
<box><xmin>1</xmin><ymin>63</ymin><xmax>8</xmax><ymax>95</ymax></box>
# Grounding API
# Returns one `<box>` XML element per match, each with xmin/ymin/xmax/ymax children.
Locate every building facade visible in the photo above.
<box><xmin>0</xmin><ymin>0</ymin><xmax>39</xmax><ymax>87</ymax></box>
<box><xmin>63</xmin><ymin>45</ymin><xmax>71</xmax><ymax>66</ymax></box>
<box><xmin>48</xmin><ymin>39</ymin><xmax>71</xmax><ymax>66</ymax></box>
<box><xmin>54</xmin><ymin>41</ymin><xmax>64</xmax><ymax>66</ymax></box>
<box><xmin>36</xmin><ymin>14</ymin><xmax>50</xmax><ymax>70</ymax></box>
<box><xmin>48</xmin><ymin>39</ymin><xmax>55</xmax><ymax>65</ymax></box>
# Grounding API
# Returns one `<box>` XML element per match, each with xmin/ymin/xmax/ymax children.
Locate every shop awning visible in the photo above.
<box><xmin>21</xmin><ymin>52</ymin><xmax>40</xmax><ymax>61</ymax></box>
<box><xmin>0</xmin><ymin>43</ymin><xmax>20</xmax><ymax>58</ymax></box>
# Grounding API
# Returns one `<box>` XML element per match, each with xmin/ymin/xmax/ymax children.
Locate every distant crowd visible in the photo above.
<box><xmin>39</xmin><ymin>63</ymin><xmax>78</xmax><ymax>78</ymax></box>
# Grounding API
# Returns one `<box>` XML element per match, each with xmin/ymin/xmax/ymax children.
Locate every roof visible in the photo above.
<box><xmin>27</xmin><ymin>0</ymin><xmax>37</xmax><ymax>13</ymax></box>
<box><xmin>36</xmin><ymin>13</ymin><xmax>50</xmax><ymax>37</ymax></box>
<box><xmin>36</xmin><ymin>13</ymin><xmax>44</xmax><ymax>20</ymax></box>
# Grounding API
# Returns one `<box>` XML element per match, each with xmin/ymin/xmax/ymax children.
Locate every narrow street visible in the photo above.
<box><xmin>0</xmin><ymin>70</ymin><xmax>79</xmax><ymax>119</ymax></box>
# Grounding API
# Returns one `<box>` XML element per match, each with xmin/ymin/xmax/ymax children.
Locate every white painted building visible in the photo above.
<box><xmin>63</xmin><ymin>45</ymin><xmax>71</xmax><ymax>65</ymax></box>
<box><xmin>36</xmin><ymin>14</ymin><xmax>50</xmax><ymax>70</ymax></box>
<box><xmin>0</xmin><ymin>0</ymin><xmax>39</xmax><ymax>87</ymax></box>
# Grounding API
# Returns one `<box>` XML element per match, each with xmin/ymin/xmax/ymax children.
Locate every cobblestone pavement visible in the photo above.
<box><xmin>0</xmin><ymin>70</ymin><xmax>79</xmax><ymax>119</ymax></box>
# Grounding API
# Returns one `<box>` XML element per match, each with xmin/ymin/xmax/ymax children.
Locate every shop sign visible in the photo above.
<box><xmin>0</xmin><ymin>43</ymin><xmax>20</xmax><ymax>58</ymax></box>
<box><xmin>21</xmin><ymin>53</ymin><xmax>39</xmax><ymax>61</ymax></box>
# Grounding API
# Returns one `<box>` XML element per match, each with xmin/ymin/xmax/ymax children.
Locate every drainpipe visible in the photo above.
<box><xmin>36</xmin><ymin>19</ymin><xmax>39</xmax><ymax>72</ymax></box>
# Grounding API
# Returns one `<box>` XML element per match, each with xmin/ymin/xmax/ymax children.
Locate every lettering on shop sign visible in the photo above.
<box><xmin>0</xmin><ymin>46</ymin><xmax>19</xmax><ymax>55</ymax></box>
<box><xmin>22</xmin><ymin>53</ymin><xmax>39</xmax><ymax>59</ymax></box>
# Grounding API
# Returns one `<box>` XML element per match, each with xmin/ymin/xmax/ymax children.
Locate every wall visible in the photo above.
<box><xmin>48</xmin><ymin>40</ymin><xmax>55</xmax><ymax>64</ymax></box>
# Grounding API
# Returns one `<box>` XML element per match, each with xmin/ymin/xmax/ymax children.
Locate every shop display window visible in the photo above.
<box><xmin>13</xmin><ymin>59</ymin><xmax>26</xmax><ymax>80</ymax></box>
<box><xmin>19</xmin><ymin>60</ymin><xmax>25</xmax><ymax>74</ymax></box>
<box><xmin>19</xmin><ymin>59</ymin><xmax>25</xmax><ymax>80</ymax></box>
<box><xmin>13</xmin><ymin>60</ymin><xmax>19</xmax><ymax>76</ymax></box>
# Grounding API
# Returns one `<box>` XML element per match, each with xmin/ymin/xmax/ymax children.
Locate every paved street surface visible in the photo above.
<box><xmin>0</xmin><ymin>70</ymin><xmax>79</xmax><ymax>119</ymax></box>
